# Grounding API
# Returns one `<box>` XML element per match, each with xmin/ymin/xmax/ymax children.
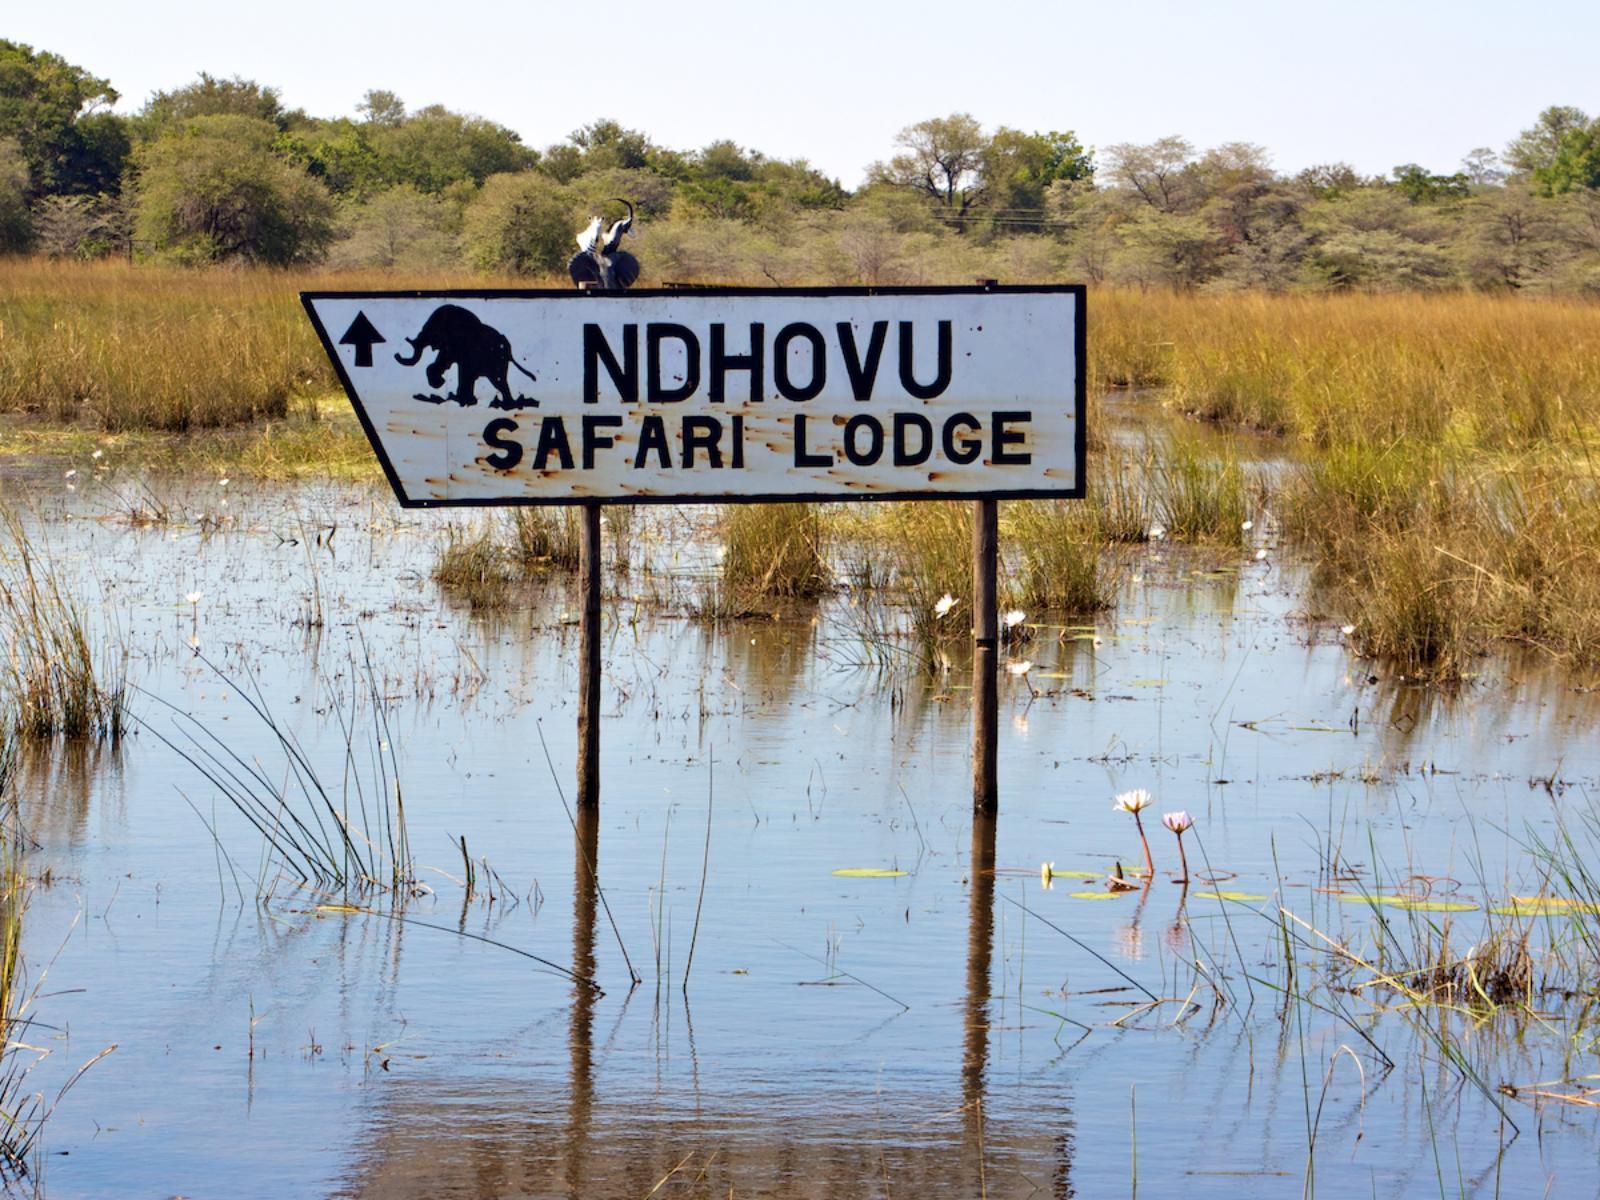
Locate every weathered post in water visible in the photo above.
<box><xmin>300</xmin><ymin>284</ymin><xmax>1084</xmax><ymax>819</ymax></box>
<box><xmin>577</xmin><ymin>501</ymin><xmax>603</xmax><ymax>809</ymax></box>
<box><xmin>973</xmin><ymin>500</ymin><xmax>999</xmax><ymax>811</ymax></box>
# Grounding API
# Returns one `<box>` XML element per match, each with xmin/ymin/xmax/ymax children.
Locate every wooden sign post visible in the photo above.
<box><xmin>303</xmin><ymin>285</ymin><xmax>1085</xmax><ymax>814</ymax></box>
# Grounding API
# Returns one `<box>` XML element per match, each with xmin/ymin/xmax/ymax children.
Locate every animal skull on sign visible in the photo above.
<box><xmin>569</xmin><ymin>199</ymin><xmax>640</xmax><ymax>290</ymax></box>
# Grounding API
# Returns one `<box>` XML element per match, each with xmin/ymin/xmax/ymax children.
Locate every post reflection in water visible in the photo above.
<box><xmin>963</xmin><ymin>812</ymin><xmax>997</xmax><ymax>1190</ymax></box>
<box><xmin>338</xmin><ymin>802</ymin><xmax>1078</xmax><ymax>1197</ymax></box>
<box><xmin>567</xmin><ymin>805</ymin><xmax>599</xmax><ymax>1200</ymax></box>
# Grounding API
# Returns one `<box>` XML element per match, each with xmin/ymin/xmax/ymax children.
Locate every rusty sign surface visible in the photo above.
<box><xmin>301</xmin><ymin>285</ymin><xmax>1084</xmax><ymax>507</ymax></box>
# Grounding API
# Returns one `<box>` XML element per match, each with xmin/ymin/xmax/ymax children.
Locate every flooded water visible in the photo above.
<box><xmin>3</xmin><ymin>463</ymin><xmax>1599</xmax><ymax>1198</ymax></box>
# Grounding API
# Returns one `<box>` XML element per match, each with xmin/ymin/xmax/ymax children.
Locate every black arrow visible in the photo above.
<box><xmin>339</xmin><ymin>311</ymin><xmax>385</xmax><ymax>367</ymax></box>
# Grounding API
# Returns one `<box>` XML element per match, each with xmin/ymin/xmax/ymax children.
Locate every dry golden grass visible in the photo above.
<box><xmin>10</xmin><ymin>261</ymin><xmax>1600</xmax><ymax>674</ymax></box>
<box><xmin>1283</xmin><ymin>445</ymin><xmax>1600</xmax><ymax>674</ymax></box>
<box><xmin>0</xmin><ymin>259</ymin><xmax>559</xmax><ymax>432</ymax></box>
<box><xmin>1093</xmin><ymin>289</ymin><xmax>1600</xmax><ymax>451</ymax></box>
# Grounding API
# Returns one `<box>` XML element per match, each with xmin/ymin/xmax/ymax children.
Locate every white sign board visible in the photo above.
<box><xmin>302</xmin><ymin>286</ymin><xmax>1084</xmax><ymax>507</ymax></box>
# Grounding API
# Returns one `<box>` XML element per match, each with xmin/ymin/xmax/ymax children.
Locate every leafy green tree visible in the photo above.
<box><xmin>1192</xmin><ymin>144</ymin><xmax>1284</xmax><ymax>249</ymax></box>
<box><xmin>1112</xmin><ymin>208</ymin><xmax>1221</xmax><ymax>286</ymax></box>
<box><xmin>462</xmin><ymin>171</ymin><xmax>578</xmax><ymax>273</ymax></box>
<box><xmin>873</xmin><ymin>113</ymin><xmax>988</xmax><ymax>215</ymax></box>
<box><xmin>332</xmin><ymin>184</ymin><xmax>458</xmax><ymax>268</ymax></box>
<box><xmin>0</xmin><ymin>40</ymin><xmax>123</xmax><ymax>197</ymax></box>
<box><xmin>137</xmin><ymin>73</ymin><xmax>288</xmax><ymax>136</ymax></box>
<box><xmin>0</xmin><ymin>137</ymin><xmax>31</xmax><ymax>251</ymax></box>
<box><xmin>569</xmin><ymin>119</ymin><xmax>654</xmax><ymax>171</ymax></box>
<box><xmin>697</xmin><ymin>139</ymin><xmax>755</xmax><ymax>181</ymax></box>
<box><xmin>569</xmin><ymin>166</ymin><xmax>673</xmax><ymax>221</ymax></box>
<box><xmin>278</xmin><ymin>118</ymin><xmax>386</xmax><ymax>198</ymax></box>
<box><xmin>370</xmin><ymin>105</ymin><xmax>536</xmax><ymax>193</ymax></box>
<box><xmin>1101</xmin><ymin>137</ymin><xmax>1195</xmax><ymax>212</ymax></box>
<box><xmin>981</xmin><ymin>128</ymin><xmax>1093</xmax><ymax>227</ymax></box>
<box><xmin>752</xmin><ymin>159</ymin><xmax>846</xmax><ymax>211</ymax></box>
<box><xmin>1293</xmin><ymin>163</ymin><xmax>1364</xmax><ymax>200</ymax></box>
<box><xmin>1532</xmin><ymin>126</ymin><xmax>1600</xmax><ymax>196</ymax></box>
<box><xmin>1506</xmin><ymin>106</ymin><xmax>1590</xmax><ymax>174</ymax></box>
<box><xmin>540</xmin><ymin>143</ymin><xmax>585</xmax><ymax>183</ymax></box>
<box><xmin>1460</xmin><ymin>147</ymin><xmax>1505</xmax><ymax>188</ymax></box>
<box><xmin>1390</xmin><ymin>163</ymin><xmax>1470</xmax><ymax>204</ymax></box>
<box><xmin>1457</xmin><ymin>182</ymin><xmax>1562</xmax><ymax>288</ymax></box>
<box><xmin>357</xmin><ymin>89</ymin><xmax>405</xmax><ymax>128</ymax></box>
<box><xmin>132</xmin><ymin>115</ymin><xmax>335</xmax><ymax>264</ymax></box>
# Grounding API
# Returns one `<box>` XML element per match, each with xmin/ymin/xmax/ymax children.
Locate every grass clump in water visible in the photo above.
<box><xmin>508</xmin><ymin>507</ymin><xmax>582</xmax><ymax>573</ymax></box>
<box><xmin>1149</xmin><ymin>436</ymin><xmax>1249</xmax><ymax>546</ymax></box>
<box><xmin>0</xmin><ymin>511</ymin><xmax>126</xmax><ymax>740</ymax></box>
<box><xmin>1007</xmin><ymin>500</ymin><xmax>1113</xmax><ymax>614</ymax></box>
<box><xmin>432</xmin><ymin>523</ymin><xmax>513</xmax><ymax>609</ymax></box>
<box><xmin>719</xmin><ymin>504</ymin><xmax>829</xmax><ymax>601</ymax></box>
<box><xmin>1284</xmin><ymin>443</ymin><xmax>1600</xmax><ymax>676</ymax></box>
<box><xmin>878</xmin><ymin>501</ymin><xmax>973</xmax><ymax>663</ymax></box>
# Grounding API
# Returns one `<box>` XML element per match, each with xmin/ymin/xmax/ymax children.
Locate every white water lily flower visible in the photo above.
<box><xmin>1162</xmin><ymin>811</ymin><xmax>1194</xmax><ymax>834</ymax></box>
<box><xmin>185</xmin><ymin>592</ymin><xmax>202</xmax><ymax>605</ymax></box>
<box><xmin>1003</xmin><ymin>609</ymin><xmax>1026</xmax><ymax>629</ymax></box>
<box><xmin>1040</xmin><ymin>862</ymin><xmax>1055</xmax><ymax>887</ymax></box>
<box><xmin>934</xmin><ymin>593</ymin><xmax>957</xmax><ymax>618</ymax></box>
<box><xmin>1341</xmin><ymin>624</ymin><xmax>1357</xmax><ymax>636</ymax></box>
<box><xmin>1007</xmin><ymin>660</ymin><xmax>1033</xmax><ymax>676</ymax></box>
<box><xmin>218</xmin><ymin>477</ymin><xmax>230</xmax><ymax>487</ymax></box>
<box><xmin>1092</xmin><ymin>635</ymin><xmax>1104</xmax><ymax>648</ymax></box>
<box><xmin>1254</xmin><ymin>549</ymin><xmax>1268</xmax><ymax>561</ymax></box>
<box><xmin>91</xmin><ymin>449</ymin><xmax>104</xmax><ymax>460</ymax></box>
<box><xmin>64</xmin><ymin>469</ymin><xmax>76</xmax><ymax>479</ymax></box>
<box><xmin>1148</xmin><ymin>524</ymin><xmax>1166</xmax><ymax>541</ymax></box>
<box><xmin>1114</xmin><ymin>789</ymin><xmax>1152</xmax><ymax>814</ymax></box>
<box><xmin>1241</xmin><ymin>519</ymin><xmax>1253</xmax><ymax>531</ymax></box>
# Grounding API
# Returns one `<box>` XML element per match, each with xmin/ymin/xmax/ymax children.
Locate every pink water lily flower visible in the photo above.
<box><xmin>1114</xmin><ymin>790</ymin><xmax>1155</xmax><ymax>878</ymax></box>
<box><xmin>1163</xmin><ymin>811</ymin><xmax>1194</xmax><ymax>883</ymax></box>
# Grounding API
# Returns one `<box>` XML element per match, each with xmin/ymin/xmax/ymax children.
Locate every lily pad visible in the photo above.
<box><xmin>1337</xmin><ymin>894</ymin><xmax>1477</xmax><ymax>912</ymax></box>
<box><xmin>1193</xmin><ymin>891</ymin><xmax>1268</xmax><ymax>902</ymax></box>
<box><xmin>832</xmin><ymin>867</ymin><xmax>908</xmax><ymax>878</ymax></box>
<box><xmin>1047</xmin><ymin>869</ymin><xmax>1103</xmax><ymax>880</ymax></box>
<box><xmin>1069</xmin><ymin>891</ymin><xmax>1123</xmax><ymax>901</ymax></box>
<box><xmin>1492</xmin><ymin>896</ymin><xmax>1600</xmax><ymax>916</ymax></box>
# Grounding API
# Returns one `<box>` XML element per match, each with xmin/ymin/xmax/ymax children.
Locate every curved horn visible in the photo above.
<box><xmin>601</xmin><ymin>198</ymin><xmax>635</xmax><ymax>254</ymax></box>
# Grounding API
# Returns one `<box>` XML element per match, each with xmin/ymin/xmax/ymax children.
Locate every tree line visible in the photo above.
<box><xmin>2</xmin><ymin>39</ymin><xmax>1598</xmax><ymax>292</ymax></box>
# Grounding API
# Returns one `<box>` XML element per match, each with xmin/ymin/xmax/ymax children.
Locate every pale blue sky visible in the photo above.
<box><xmin>9</xmin><ymin>0</ymin><xmax>1597</xmax><ymax>185</ymax></box>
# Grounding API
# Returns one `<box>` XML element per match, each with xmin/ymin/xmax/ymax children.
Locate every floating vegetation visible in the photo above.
<box><xmin>1336</xmin><ymin>894</ymin><xmax>1478</xmax><ymax>913</ymax></box>
<box><xmin>831</xmin><ymin>867</ymin><xmax>908</xmax><ymax>879</ymax></box>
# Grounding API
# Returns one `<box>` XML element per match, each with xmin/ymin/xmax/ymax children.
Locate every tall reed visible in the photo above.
<box><xmin>719</xmin><ymin>503</ymin><xmax>829</xmax><ymax>601</ymax></box>
<box><xmin>0</xmin><ymin>510</ymin><xmax>126</xmax><ymax>739</ymax></box>
<box><xmin>150</xmin><ymin>648</ymin><xmax>415</xmax><ymax>898</ymax></box>
<box><xmin>1006</xmin><ymin>500</ymin><xmax>1112</xmax><ymax>613</ymax></box>
<box><xmin>507</xmin><ymin>506</ymin><xmax>582</xmax><ymax>572</ymax></box>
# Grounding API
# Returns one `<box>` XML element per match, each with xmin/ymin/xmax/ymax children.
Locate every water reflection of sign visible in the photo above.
<box><xmin>302</xmin><ymin>286</ymin><xmax>1084</xmax><ymax>508</ymax></box>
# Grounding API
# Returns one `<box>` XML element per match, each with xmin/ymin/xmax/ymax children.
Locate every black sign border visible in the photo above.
<box><xmin>301</xmin><ymin>284</ymin><xmax>1086</xmax><ymax>509</ymax></box>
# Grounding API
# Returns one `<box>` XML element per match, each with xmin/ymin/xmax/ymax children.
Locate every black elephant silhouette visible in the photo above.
<box><xmin>394</xmin><ymin>304</ymin><xmax>538</xmax><ymax>410</ymax></box>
